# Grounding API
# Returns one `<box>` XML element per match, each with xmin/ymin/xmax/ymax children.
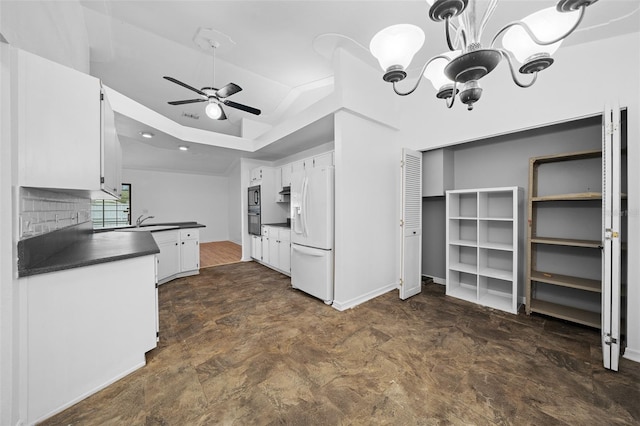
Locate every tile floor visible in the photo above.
<box><xmin>42</xmin><ymin>261</ymin><xmax>640</xmax><ymax>425</ymax></box>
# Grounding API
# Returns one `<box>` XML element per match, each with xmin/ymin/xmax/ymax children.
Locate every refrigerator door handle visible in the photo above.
<box><xmin>301</xmin><ymin>177</ymin><xmax>309</xmax><ymax>237</ymax></box>
<box><xmin>292</xmin><ymin>244</ymin><xmax>325</xmax><ymax>257</ymax></box>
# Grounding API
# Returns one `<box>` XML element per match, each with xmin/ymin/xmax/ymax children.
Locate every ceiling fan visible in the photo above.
<box><xmin>163</xmin><ymin>41</ymin><xmax>261</xmax><ymax>120</ymax></box>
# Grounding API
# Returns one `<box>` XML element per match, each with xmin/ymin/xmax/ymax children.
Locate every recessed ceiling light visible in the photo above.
<box><xmin>179</xmin><ymin>146</ymin><xmax>189</xmax><ymax>151</ymax></box>
<box><xmin>140</xmin><ymin>131</ymin><xmax>154</xmax><ymax>139</ymax></box>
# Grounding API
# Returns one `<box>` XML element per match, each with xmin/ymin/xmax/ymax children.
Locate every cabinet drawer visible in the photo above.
<box><xmin>180</xmin><ymin>229</ymin><xmax>199</xmax><ymax>241</ymax></box>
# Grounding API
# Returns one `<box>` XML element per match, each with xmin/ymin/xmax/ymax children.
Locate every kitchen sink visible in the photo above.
<box><xmin>120</xmin><ymin>225</ymin><xmax>179</xmax><ymax>232</ymax></box>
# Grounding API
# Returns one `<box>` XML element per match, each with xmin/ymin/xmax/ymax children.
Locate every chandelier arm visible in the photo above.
<box><xmin>446</xmin><ymin>81</ymin><xmax>457</xmax><ymax>108</ymax></box>
<box><xmin>392</xmin><ymin>54</ymin><xmax>454</xmax><ymax>96</ymax></box>
<box><xmin>490</xmin><ymin>4</ymin><xmax>586</xmax><ymax>49</ymax></box>
<box><xmin>445</xmin><ymin>16</ymin><xmax>456</xmax><ymax>51</ymax></box>
<box><xmin>500</xmin><ymin>50</ymin><xmax>539</xmax><ymax>88</ymax></box>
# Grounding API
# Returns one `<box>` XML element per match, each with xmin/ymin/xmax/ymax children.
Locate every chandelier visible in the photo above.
<box><xmin>369</xmin><ymin>0</ymin><xmax>598</xmax><ymax>110</ymax></box>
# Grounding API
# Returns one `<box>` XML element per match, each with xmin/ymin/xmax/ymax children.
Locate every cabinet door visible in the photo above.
<box><xmin>312</xmin><ymin>152</ymin><xmax>334</xmax><ymax>168</ymax></box>
<box><xmin>291</xmin><ymin>160</ymin><xmax>305</xmax><ymax>174</ymax></box>
<box><xmin>157</xmin><ymin>240</ymin><xmax>180</xmax><ymax>281</ymax></box>
<box><xmin>16</xmin><ymin>48</ymin><xmax>101</xmax><ymax>190</ymax></box>
<box><xmin>180</xmin><ymin>239</ymin><xmax>199</xmax><ymax>272</ymax></box>
<box><xmin>250</xmin><ymin>167</ymin><xmax>263</xmax><ymax>183</ymax></box>
<box><xmin>268</xmin><ymin>228</ymin><xmax>280</xmax><ymax>268</ymax></box>
<box><xmin>101</xmin><ymin>89</ymin><xmax>122</xmax><ymax>198</ymax></box>
<box><xmin>261</xmin><ymin>227</ymin><xmax>270</xmax><ymax>264</ymax></box>
<box><xmin>282</xmin><ymin>164</ymin><xmax>293</xmax><ymax>187</ymax></box>
<box><xmin>251</xmin><ymin>235</ymin><xmax>262</xmax><ymax>260</ymax></box>
<box><xmin>278</xmin><ymin>230</ymin><xmax>291</xmax><ymax>273</ymax></box>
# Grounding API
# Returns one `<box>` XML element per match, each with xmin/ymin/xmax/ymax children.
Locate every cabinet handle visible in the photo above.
<box><xmin>175</xmin><ymin>243</ymin><xmax>178</xmax><ymax>246</ymax></box>
<box><xmin>182</xmin><ymin>242</ymin><xmax>184</xmax><ymax>245</ymax></box>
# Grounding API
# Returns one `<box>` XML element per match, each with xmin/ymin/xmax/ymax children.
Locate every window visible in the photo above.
<box><xmin>91</xmin><ymin>183</ymin><xmax>131</xmax><ymax>228</ymax></box>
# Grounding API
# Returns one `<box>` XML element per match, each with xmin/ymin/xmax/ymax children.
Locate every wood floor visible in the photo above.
<box><xmin>42</xmin><ymin>262</ymin><xmax>640</xmax><ymax>425</ymax></box>
<box><xmin>199</xmin><ymin>241</ymin><xmax>241</xmax><ymax>268</ymax></box>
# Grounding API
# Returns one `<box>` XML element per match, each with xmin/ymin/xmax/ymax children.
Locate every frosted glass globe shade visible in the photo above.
<box><xmin>423</xmin><ymin>51</ymin><xmax>460</xmax><ymax>90</ymax></box>
<box><xmin>205</xmin><ymin>102</ymin><xmax>223</xmax><ymax>120</ymax></box>
<box><xmin>370</xmin><ymin>24</ymin><xmax>425</xmax><ymax>71</ymax></box>
<box><xmin>425</xmin><ymin>0</ymin><xmax>435</xmax><ymax>5</ymax></box>
<box><xmin>502</xmin><ymin>7</ymin><xmax>579</xmax><ymax>63</ymax></box>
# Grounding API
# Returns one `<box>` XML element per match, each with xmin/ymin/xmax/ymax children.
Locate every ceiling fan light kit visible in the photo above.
<box><xmin>370</xmin><ymin>0</ymin><xmax>598</xmax><ymax>110</ymax></box>
<box><xmin>164</xmin><ymin>33</ymin><xmax>261</xmax><ymax>120</ymax></box>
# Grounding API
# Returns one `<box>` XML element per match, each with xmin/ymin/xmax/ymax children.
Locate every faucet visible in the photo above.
<box><xmin>136</xmin><ymin>215</ymin><xmax>155</xmax><ymax>227</ymax></box>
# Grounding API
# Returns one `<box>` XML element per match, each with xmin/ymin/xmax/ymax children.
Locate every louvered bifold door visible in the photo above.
<box><xmin>602</xmin><ymin>103</ymin><xmax>622</xmax><ymax>371</ymax></box>
<box><xmin>400</xmin><ymin>148</ymin><xmax>423</xmax><ymax>300</ymax></box>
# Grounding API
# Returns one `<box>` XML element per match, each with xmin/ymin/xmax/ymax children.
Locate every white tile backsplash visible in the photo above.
<box><xmin>19</xmin><ymin>188</ymin><xmax>91</xmax><ymax>239</ymax></box>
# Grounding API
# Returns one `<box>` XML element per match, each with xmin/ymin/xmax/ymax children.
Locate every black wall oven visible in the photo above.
<box><xmin>248</xmin><ymin>185</ymin><xmax>261</xmax><ymax>235</ymax></box>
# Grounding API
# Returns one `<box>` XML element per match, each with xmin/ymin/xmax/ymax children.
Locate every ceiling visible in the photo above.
<box><xmin>8</xmin><ymin>1</ymin><xmax>640</xmax><ymax>175</ymax></box>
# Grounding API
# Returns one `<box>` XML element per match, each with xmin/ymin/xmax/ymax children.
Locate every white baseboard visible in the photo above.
<box><xmin>423</xmin><ymin>275</ymin><xmax>445</xmax><ymax>285</ymax></box>
<box><xmin>623</xmin><ymin>347</ymin><xmax>640</xmax><ymax>364</ymax></box>
<box><xmin>332</xmin><ymin>282</ymin><xmax>397</xmax><ymax>311</ymax></box>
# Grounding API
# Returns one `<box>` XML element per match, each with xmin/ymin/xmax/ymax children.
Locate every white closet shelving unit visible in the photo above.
<box><xmin>446</xmin><ymin>187</ymin><xmax>522</xmax><ymax>314</ymax></box>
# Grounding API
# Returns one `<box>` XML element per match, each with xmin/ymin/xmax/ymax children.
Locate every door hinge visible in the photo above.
<box><xmin>155</xmin><ymin>283</ymin><xmax>158</xmax><ymax>289</ymax></box>
<box><xmin>399</xmin><ymin>278</ymin><xmax>403</xmax><ymax>286</ymax></box>
<box><xmin>604</xmin><ymin>333</ymin><xmax>618</xmax><ymax>345</ymax></box>
<box><xmin>605</xmin><ymin>228</ymin><xmax>620</xmax><ymax>240</ymax></box>
<box><xmin>100</xmin><ymin>92</ymin><xmax>104</xmax><ymax>101</ymax></box>
<box><xmin>100</xmin><ymin>176</ymin><xmax>105</xmax><ymax>184</ymax></box>
<box><xmin>400</xmin><ymin>160</ymin><xmax>404</xmax><ymax>168</ymax></box>
<box><xmin>400</xmin><ymin>219</ymin><xmax>404</xmax><ymax>227</ymax></box>
<box><xmin>156</xmin><ymin>331</ymin><xmax>159</xmax><ymax>338</ymax></box>
<box><xmin>606</xmin><ymin>123</ymin><xmax>618</xmax><ymax>135</ymax></box>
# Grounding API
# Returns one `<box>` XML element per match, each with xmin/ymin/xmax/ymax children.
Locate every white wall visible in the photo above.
<box><xmin>227</xmin><ymin>160</ymin><xmax>242</xmax><ymax>245</ymax></box>
<box><xmin>333</xmin><ymin>110</ymin><xmax>400</xmax><ymax>310</ymax></box>
<box><xmin>122</xmin><ymin>168</ymin><xmax>229</xmax><ymax>243</ymax></box>
<box><xmin>0</xmin><ymin>1</ymin><xmax>89</xmax><ymax>73</ymax></box>
<box><xmin>0</xmin><ymin>39</ymin><xmax>20</xmax><ymax>426</ymax></box>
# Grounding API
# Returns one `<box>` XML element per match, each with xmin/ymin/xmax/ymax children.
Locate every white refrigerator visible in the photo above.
<box><xmin>290</xmin><ymin>166</ymin><xmax>334</xmax><ymax>304</ymax></box>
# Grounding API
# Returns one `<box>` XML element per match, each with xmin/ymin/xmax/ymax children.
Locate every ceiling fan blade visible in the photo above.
<box><xmin>167</xmin><ymin>99</ymin><xmax>207</xmax><ymax>105</ymax></box>
<box><xmin>163</xmin><ymin>76</ymin><xmax>207</xmax><ymax>97</ymax></box>
<box><xmin>215</xmin><ymin>83</ymin><xmax>242</xmax><ymax>98</ymax></box>
<box><xmin>219</xmin><ymin>106</ymin><xmax>227</xmax><ymax>120</ymax></box>
<box><xmin>222</xmin><ymin>100</ymin><xmax>261</xmax><ymax>115</ymax></box>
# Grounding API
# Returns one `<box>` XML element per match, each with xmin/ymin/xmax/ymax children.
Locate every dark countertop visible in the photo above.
<box><xmin>18</xmin><ymin>221</ymin><xmax>206</xmax><ymax>278</ymax></box>
<box><xmin>263</xmin><ymin>222</ymin><xmax>291</xmax><ymax>229</ymax></box>
<box><xmin>18</xmin><ymin>230</ymin><xmax>159</xmax><ymax>277</ymax></box>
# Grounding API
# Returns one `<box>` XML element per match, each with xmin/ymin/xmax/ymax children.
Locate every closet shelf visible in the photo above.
<box><xmin>530</xmin><ymin>270</ymin><xmax>601</xmax><ymax>293</ymax></box>
<box><xmin>532</xmin><ymin>192</ymin><xmax>602</xmax><ymax>202</ymax></box>
<box><xmin>529</xmin><ymin>299</ymin><xmax>600</xmax><ymax>329</ymax></box>
<box><xmin>531</xmin><ymin>236</ymin><xmax>601</xmax><ymax>248</ymax></box>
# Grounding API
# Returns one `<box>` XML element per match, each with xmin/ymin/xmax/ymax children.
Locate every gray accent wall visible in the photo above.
<box><xmin>422</xmin><ymin>115</ymin><xmax>603</xmax><ymax>291</ymax></box>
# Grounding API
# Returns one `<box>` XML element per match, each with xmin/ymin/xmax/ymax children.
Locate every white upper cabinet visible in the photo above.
<box><xmin>250</xmin><ymin>167</ymin><xmax>264</xmax><ymax>184</ymax></box>
<box><xmin>291</xmin><ymin>160</ymin><xmax>305</xmax><ymax>174</ymax></box>
<box><xmin>100</xmin><ymin>88</ymin><xmax>122</xmax><ymax>198</ymax></box>
<box><xmin>310</xmin><ymin>151</ymin><xmax>334</xmax><ymax>168</ymax></box>
<box><xmin>14</xmin><ymin>48</ymin><xmax>122</xmax><ymax>198</ymax></box>
<box><xmin>281</xmin><ymin>164</ymin><xmax>293</xmax><ymax>188</ymax></box>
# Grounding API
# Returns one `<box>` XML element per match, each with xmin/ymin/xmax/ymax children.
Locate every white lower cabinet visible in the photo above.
<box><xmin>154</xmin><ymin>230</ymin><xmax>180</xmax><ymax>282</ymax></box>
<box><xmin>23</xmin><ymin>255</ymin><xmax>157</xmax><ymax>424</ymax></box>
<box><xmin>180</xmin><ymin>229</ymin><xmax>200</xmax><ymax>272</ymax></box>
<box><xmin>153</xmin><ymin>228</ymin><xmax>200</xmax><ymax>284</ymax></box>
<box><xmin>251</xmin><ymin>235</ymin><xmax>263</xmax><ymax>260</ymax></box>
<box><xmin>278</xmin><ymin>229</ymin><xmax>291</xmax><ymax>273</ymax></box>
<box><xmin>256</xmin><ymin>226</ymin><xmax>291</xmax><ymax>275</ymax></box>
